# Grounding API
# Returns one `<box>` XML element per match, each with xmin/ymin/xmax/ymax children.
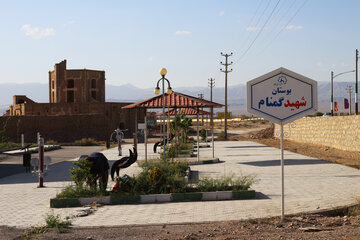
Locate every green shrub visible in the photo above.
<box><xmin>113</xmin><ymin>161</ymin><xmax>189</xmax><ymax>195</ymax></box>
<box><xmin>46</xmin><ymin>139</ymin><xmax>58</xmax><ymax>145</ymax></box>
<box><xmin>45</xmin><ymin>213</ymin><xmax>71</xmax><ymax>233</ymax></box>
<box><xmin>163</xmin><ymin>142</ymin><xmax>193</xmax><ymax>158</ymax></box>
<box><xmin>217</xmin><ymin>131</ymin><xmax>227</xmax><ymax>141</ymax></box>
<box><xmin>196</xmin><ymin>173</ymin><xmax>258</xmax><ymax>192</ymax></box>
<box><xmin>74</xmin><ymin>138</ymin><xmax>99</xmax><ymax>146</ymax></box>
<box><xmin>200</xmin><ymin>128</ymin><xmax>207</xmax><ymax>141</ymax></box>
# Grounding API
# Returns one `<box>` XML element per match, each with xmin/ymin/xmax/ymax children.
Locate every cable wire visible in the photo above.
<box><xmin>233</xmin><ymin>0</ymin><xmax>281</xmax><ymax>66</ymax></box>
<box><xmin>260</xmin><ymin>0</ymin><xmax>308</xmax><ymax>54</ymax></box>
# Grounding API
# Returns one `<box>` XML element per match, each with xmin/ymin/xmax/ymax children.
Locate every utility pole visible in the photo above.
<box><xmin>208</xmin><ymin>78</ymin><xmax>215</xmax><ymax>158</ymax></box>
<box><xmin>346</xmin><ymin>85</ymin><xmax>353</xmax><ymax>115</ymax></box>
<box><xmin>220</xmin><ymin>52</ymin><xmax>233</xmax><ymax>139</ymax></box>
<box><xmin>198</xmin><ymin>93</ymin><xmax>204</xmax><ymax>125</ymax></box>
<box><xmin>356</xmin><ymin>49</ymin><xmax>358</xmax><ymax>115</ymax></box>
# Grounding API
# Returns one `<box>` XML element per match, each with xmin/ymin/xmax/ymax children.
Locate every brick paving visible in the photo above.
<box><xmin>0</xmin><ymin>141</ymin><xmax>360</xmax><ymax>228</ymax></box>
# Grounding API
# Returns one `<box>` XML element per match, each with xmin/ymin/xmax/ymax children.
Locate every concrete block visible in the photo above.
<box><xmin>50</xmin><ymin>198</ymin><xmax>81</xmax><ymax>208</ymax></box>
<box><xmin>216</xmin><ymin>191</ymin><xmax>232</xmax><ymax>200</ymax></box>
<box><xmin>201</xmin><ymin>191</ymin><xmax>217</xmax><ymax>201</ymax></box>
<box><xmin>79</xmin><ymin>196</ymin><xmax>110</xmax><ymax>205</ymax></box>
<box><xmin>140</xmin><ymin>194</ymin><xmax>156</xmax><ymax>203</ymax></box>
<box><xmin>110</xmin><ymin>195</ymin><xmax>141</xmax><ymax>204</ymax></box>
<box><xmin>156</xmin><ymin>194</ymin><xmax>171</xmax><ymax>203</ymax></box>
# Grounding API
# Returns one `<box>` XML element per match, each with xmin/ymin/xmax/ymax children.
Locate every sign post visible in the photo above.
<box><xmin>247</xmin><ymin>67</ymin><xmax>317</xmax><ymax>220</ymax></box>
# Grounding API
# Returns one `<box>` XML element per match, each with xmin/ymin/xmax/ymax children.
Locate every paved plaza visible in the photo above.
<box><xmin>1</xmin><ymin>141</ymin><xmax>360</xmax><ymax>228</ymax></box>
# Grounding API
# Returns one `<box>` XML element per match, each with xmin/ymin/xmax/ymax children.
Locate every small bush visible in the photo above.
<box><xmin>200</xmin><ymin>128</ymin><xmax>207</xmax><ymax>141</ymax></box>
<box><xmin>74</xmin><ymin>138</ymin><xmax>99</xmax><ymax>146</ymax></box>
<box><xmin>196</xmin><ymin>173</ymin><xmax>258</xmax><ymax>192</ymax></box>
<box><xmin>46</xmin><ymin>139</ymin><xmax>58</xmax><ymax>145</ymax></box>
<box><xmin>217</xmin><ymin>131</ymin><xmax>227</xmax><ymax>141</ymax></box>
<box><xmin>45</xmin><ymin>213</ymin><xmax>71</xmax><ymax>233</ymax></box>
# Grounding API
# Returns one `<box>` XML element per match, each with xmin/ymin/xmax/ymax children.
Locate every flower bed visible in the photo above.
<box><xmin>53</xmin><ymin>159</ymin><xmax>258</xmax><ymax>208</ymax></box>
<box><xmin>50</xmin><ymin>190</ymin><xmax>256</xmax><ymax>208</ymax></box>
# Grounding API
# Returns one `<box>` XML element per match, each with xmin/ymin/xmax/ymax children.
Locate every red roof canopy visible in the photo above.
<box><xmin>122</xmin><ymin>92</ymin><xmax>223</xmax><ymax>109</ymax></box>
<box><xmin>155</xmin><ymin>108</ymin><xmax>211</xmax><ymax>116</ymax></box>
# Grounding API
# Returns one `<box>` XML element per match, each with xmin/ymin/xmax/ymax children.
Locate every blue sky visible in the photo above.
<box><xmin>0</xmin><ymin>0</ymin><xmax>359</xmax><ymax>89</ymax></box>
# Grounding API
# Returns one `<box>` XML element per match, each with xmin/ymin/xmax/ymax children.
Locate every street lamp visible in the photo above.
<box><xmin>155</xmin><ymin>68</ymin><xmax>173</xmax><ymax>166</ymax></box>
<box><xmin>331</xmin><ymin>70</ymin><xmax>355</xmax><ymax>116</ymax></box>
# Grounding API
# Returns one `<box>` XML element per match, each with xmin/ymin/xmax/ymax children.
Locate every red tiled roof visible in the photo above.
<box><xmin>155</xmin><ymin>108</ymin><xmax>211</xmax><ymax>116</ymax></box>
<box><xmin>122</xmin><ymin>92</ymin><xmax>223</xmax><ymax>109</ymax></box>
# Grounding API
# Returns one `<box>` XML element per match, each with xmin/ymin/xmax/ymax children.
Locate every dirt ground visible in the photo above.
<box><xmin>3</xmin><ymin>121</ymin><xmax>360</xmax><ymax>240</ymax></box>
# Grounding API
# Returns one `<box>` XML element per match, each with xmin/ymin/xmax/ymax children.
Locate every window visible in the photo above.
<box><xmin>51</xmin><ymin>80</ymin><xmax>55</xmax><ymax>89</ymax></box>
<box><xmin>67</xmin><ymin>90</ymin><xmax>74</xmax><ymax>102</ymax></box>
<box><xmin>67</xmin><ymin>79</ymin><xmax>74</xmax><ymax>88</ymax></box>
<box><xmin>91</xmin><ymin>91</ymin><xmax>96</xmax><ymax>100</ymax></box>
<box><xmin>91</xmin><ymin>79</ymin><xmax>96</xmax><ymax>88</ymax></box>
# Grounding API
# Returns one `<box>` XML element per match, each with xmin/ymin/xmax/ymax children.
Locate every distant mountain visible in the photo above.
<box><xmin>0</xmin><ymin>81</ymin><xmax>356</xmax><ymax>115</ymax></box>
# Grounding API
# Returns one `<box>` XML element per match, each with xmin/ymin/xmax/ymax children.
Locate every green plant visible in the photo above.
<box><xmin>200</xmin><ymin>128</ymin><xmax>207</xmax><ymax>141</ymax></box>
<box><xmin>217</xmin><ymin>131</ymin><xmax>227</xmax><ymax>141</ymax></box>
<box><xmin>111</xmin><ymin>161</ymin><xmax>189</xmax><ymax>195</ymax></box>
<box><xmin>46</xmin><ymin>139</ymin><xmax>58</xmax><ymax>145</ymax></box>
<box><xmin>69</xmin><ymin>158</ymin><xmax>93</xmax><ymax>187</ymax></box>
<box><xmin>21</xmin><ymin>213</ymin><xmax>71</xmax><ymax>238</ymax></box>
<box><xmin>170</xmin><ymin>114</ymin><xmax>193</xmax><ymax>143</ymax></box>
<box><xmin>56</xmin><ymin>184</ymin><xmax>109</xmax><ymax>198</ymax></box>
<box><xmin>22</xmin><ymin>225</ymin><xmax>47</xmax><ymax>239</ymax></box>
<box><xmin>197</xmin><ymin>173</ymin><xmax>258</xmax><ymax>192</ymax></box>
<box><xmin>74</xmin><ymin>138</ymin><xmax>99</xmax><ymax>146</ymax></box>
<box><xmin>162</xmin><ymin>142</ymin><xmax>193</xmax><ymax>158</ymax></box>
<box><xmin>45</xmin><ymin>213</ymin><xmax>71</xmax><ymax>233</ymax></box>
<box><xmin>0</xmin><ymin>117</ymin><xmax>10</xmax><ymax>143</ymax></box>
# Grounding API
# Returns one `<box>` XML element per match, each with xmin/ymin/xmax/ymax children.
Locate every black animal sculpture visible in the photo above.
<box><xmin>153</xmin><ymin>133</ymin><xmax>175</xmax><ymax>153</ymax></box>
<box><xmin>110</xmin><ymin>147</ymin><xmax>138</xmax><ymax>181</ymax></box>
<box><xmin>79</xmin><ymin>152</ymin><xmax>110</xmax><ymax>190</ymax></box>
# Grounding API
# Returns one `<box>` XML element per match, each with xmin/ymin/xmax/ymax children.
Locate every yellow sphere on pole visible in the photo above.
<box><xmin>160</xmin><ymin>68</ymin><xmax>167</xmax><ymax>76</ymax></box>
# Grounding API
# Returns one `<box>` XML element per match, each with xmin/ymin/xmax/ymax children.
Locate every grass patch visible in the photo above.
<box><xmin>21</xmin><ymin>213</ymin><xmax>71</xmax><ymax>239</ymax></box>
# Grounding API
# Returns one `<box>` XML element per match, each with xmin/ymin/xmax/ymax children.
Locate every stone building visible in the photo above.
<box><xmin>2</xmin><ymin>60</ymin><xmax>144</xmax><ymax>142</ymax></box>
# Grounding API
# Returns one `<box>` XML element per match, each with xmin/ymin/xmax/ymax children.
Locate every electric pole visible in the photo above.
<box><xmin>208</xmin><ymin>78</ymin><xmax>215</xmax><ymax>127</ymax></box>
<box><xmin>198</xmin><ymin>93</ymin><xmax>204</xmax><ymax>125</ymax></box>
<box><xmin>346</xmin><ymin>85</ymin><xmax>353</xmax><ymax>115</ymax></box>
<box><xmin>220</xmin><ymin>52</ymin><xmax>233</xmax><ymax>139</ymax></box>
<box><xmin>356</xmin><ymin>49</ymin><xmax>358</xmax><ymax>115</ymax></box>
<box><xmin>208</xmin><ymin>78</ymin><xmax>215</xmax><ymax>158</ymax></box>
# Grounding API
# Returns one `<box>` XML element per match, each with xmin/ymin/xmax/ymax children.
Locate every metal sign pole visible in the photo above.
<box><xmin>144</xmin><ymin>115</ymin><xmax>148</xmax><ymax>162</ymax></box>
<box><xmin>38</xmin><ymin>135</ymin><xmax>44</xmax><ymax>188</ymax></box>
<box><xmin>280</xmin><ymin>123</ymin><xmax>285</xmax><ymax>220</ymax></box>
<box><xmin>197</xmin><ymin>108</ymin><xmax>200</xmax><ymax>162</ymax></box>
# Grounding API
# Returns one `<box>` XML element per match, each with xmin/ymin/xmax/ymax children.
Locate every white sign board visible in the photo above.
<box><xmin>247</xmin><ymin>67</ymin><xmax>317</xmax><ymax>125</ymax></box>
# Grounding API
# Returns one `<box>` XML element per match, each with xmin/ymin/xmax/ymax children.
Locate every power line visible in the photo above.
<box><xmin>233</xmin><ymin>0</ymin><xmax>281</xmax><ymax>66</ymax></box>
<box><xmin>259</xmin><ymin>0</ymin><xmax>308</xmax><ymax>54</ymax></box>
<box><xmin>235</xmin><ymin>0</ymin><xmax>266</xmax><ymax>55</ymax></box>
<box><xmin>254</xmin><ymin>0</ymin><xmax>297</xmax><ymax>54</ymax></box>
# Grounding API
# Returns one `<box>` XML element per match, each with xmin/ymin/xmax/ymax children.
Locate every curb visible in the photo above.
<box><xmin>50</xmin><ymin>190</ymin><xmax>255</xmax><ymax>208</ymax></box>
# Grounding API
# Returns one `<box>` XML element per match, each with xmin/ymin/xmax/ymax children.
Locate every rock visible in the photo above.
<box><xmin>299</xmin><ymin>227</ymin><xmax>322</xmax><ymax>232</ymax></box>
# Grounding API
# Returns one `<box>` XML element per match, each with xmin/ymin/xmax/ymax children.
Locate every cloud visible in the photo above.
<box><xmin>246</xmin><ymin>27</ymin><xmax>260</xmax><ymax>32</ymax></box>
<box><xmin>148</xmin><ymin>57</ymin><xmax>154</xmax><ymax>62</ymax></box>
<box><xmin>21</xmin><ymin>24</ymin><xmax>55</xmax><ymax>39</ymax></box>
<box><xmin>175</xmin><ymin>30</ymin><xmax>191</xmax><ymax>35</ymax></box>
<box><xmin>285</xmin><ymin>25</ymin><xmax>303</xmax><ymax>30</ymax></box>
<box><xmin>61</xmin><ymin>20</ymin><xmax>75</xmax><ymax>27</ymax></box>
<box><xmin>219</xmin><ymin>11</ymin><xmax>225</xmax><ymax>16</ymax></box>
<box><xmin>316</xmin><ymin>61</ymin><xmax>323</xmax><ymax>67</ymax></box>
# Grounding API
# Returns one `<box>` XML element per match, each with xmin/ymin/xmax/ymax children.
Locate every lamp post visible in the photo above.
<box><xmin>331</xmin><ymin>70</ymin><xmax>355</xmax><ymax>116</ymax></box>
<box><xmin>155</xmin><ymin>68</ymin><xmax>173</xmax><ymax>166</ymax></box>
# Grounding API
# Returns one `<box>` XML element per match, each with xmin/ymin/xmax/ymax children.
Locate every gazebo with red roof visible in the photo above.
<box><xmin>122</xmin><ymin>92</ymin><xmax>223</xmax><ymax>162</ymax></box>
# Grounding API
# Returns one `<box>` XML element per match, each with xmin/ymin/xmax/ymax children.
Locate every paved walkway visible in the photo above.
<box><xmin>0</xmin><ymin>141</ymin><xmax>360</xmax><ymax>228</ymax></box>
